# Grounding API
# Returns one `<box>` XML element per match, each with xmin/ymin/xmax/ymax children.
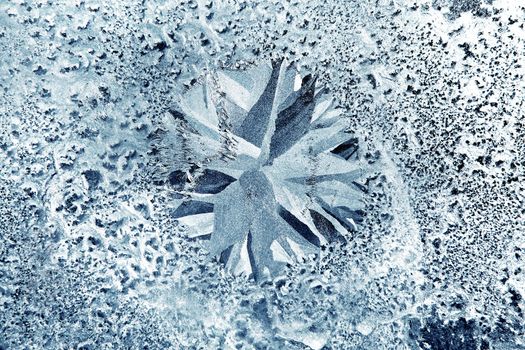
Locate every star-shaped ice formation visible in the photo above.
<box><xmin>161</xmin><ymin>60</ymin><xmax>372</xmax><ymax>280</ymax></box>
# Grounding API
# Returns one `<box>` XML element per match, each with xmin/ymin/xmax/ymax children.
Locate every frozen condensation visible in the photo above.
<box><xmin>1</xmin><ymin>0</ymin><xmax>524</xmax><ymax>349</ymax></box>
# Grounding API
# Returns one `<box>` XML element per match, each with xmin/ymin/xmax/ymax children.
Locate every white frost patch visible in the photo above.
<box><xmin>233</xmin><ymin>235</ymin><xmax>253</xmax><ymax>277</ymax></box>
<box><xmin>270</xmin><ymin>240</ymin><xmax>294</xmax><ymax>264</ymax></box>
<box><xmin>356</xmin><ymin>320</ymin><xmax>375</xmax><ymax>336</ymax></box>
<box><xmin>217</xmin><ymin>71</ymin><xmax>252</xmax><ymax>111</ymax></box>
<box><xmin>234</xmin><ymin>135</ymin><xmax>261</xmax><ymax>159</ymax></box>
<box><xmin>286</xmin><ymin>237</ymin><xmax>306</xmax><ymax>260</ymax></box>
<box><xmin>293</xmin><ymin>72</ymin><xmax>302</xmax><ymax>91</ymax></box>
<box><xmin>177</xmin><ymin>213</ymin><xmax>214</xmax><ymax>238</ymax></box>
<box><xmin>277</xmin><ymin>328</ymin><xmax>329</xmax><ymax>350</ymax></box>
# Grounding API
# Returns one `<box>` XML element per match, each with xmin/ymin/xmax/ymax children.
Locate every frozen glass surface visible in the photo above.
<box><xmin>1</xmin><ymin>0</ymin><xmax>523</xmax><ymax>349</ymax></box>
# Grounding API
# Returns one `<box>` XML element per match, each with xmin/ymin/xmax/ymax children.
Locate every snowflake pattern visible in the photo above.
<box><xmin>158</xmin><ymin>60</ymin><xmax>374</xmax><ymax>280</ymax></box>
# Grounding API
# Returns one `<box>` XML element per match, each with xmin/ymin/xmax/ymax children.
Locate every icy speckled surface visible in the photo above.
<box><xmin>1</xmin><ymin>0</ymin><xmax>524</xmax><ymax>349</ymax></box>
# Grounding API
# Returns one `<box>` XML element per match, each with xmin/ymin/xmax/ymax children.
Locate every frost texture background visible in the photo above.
<box><xmin>0</xmin><ymin>0</ymin><xmax>524</xmax><ymax>349</ymax></box>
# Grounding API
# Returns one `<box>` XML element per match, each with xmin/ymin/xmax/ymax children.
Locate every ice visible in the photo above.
<box><xmin>165</xmin><ymin>60</ymin><xmax>372</xmax><ymax>279</ymax></box>
<box><xmin>2</xmin><ymin>0</ymin><xmax>523</xmax><ymax>348</ymax></box>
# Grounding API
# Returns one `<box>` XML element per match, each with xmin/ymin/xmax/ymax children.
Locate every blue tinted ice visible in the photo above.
<box><xmin>166</xmin><ymin>61</ymin><xmax>371</xmax><ymax>279</ymax></box>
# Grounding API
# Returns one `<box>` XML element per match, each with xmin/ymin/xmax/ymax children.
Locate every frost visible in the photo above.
<box><xmin>161</xmin><ymin>60</ymin><xmax>374</xmax><ymax>279</ymax></box>
<box><xmin>2</xmin><ymin>0</ymin><xmax>525</xmax><ymax>348</ymax></box>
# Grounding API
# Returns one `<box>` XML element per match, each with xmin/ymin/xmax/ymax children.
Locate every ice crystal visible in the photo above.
<box><xmin>158</xmin><ymin>60</ymin><xmax>375</xmax><ymax>279</ymax></box>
